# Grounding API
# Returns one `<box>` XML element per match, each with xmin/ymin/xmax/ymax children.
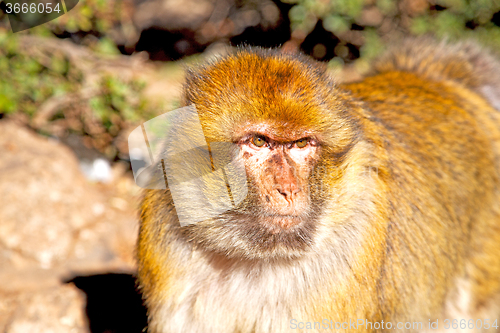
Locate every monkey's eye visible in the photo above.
<box><xmin>252</xmin><ymin>136</ymin><xmax>267</xmax><ymax>147</ymax></box>
<box><xmin>295</xmin><ymin>138</ymin><xmax>308</xmax><ymax>148</ymax></box>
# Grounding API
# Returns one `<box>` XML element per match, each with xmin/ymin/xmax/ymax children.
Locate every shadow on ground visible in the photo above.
<box><xmin>68</xmin><ymin>273</ymin><xmax>148</xmax><ymax>333</ymax></box>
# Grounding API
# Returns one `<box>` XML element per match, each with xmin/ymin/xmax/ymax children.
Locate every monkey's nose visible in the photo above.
<box><xmin>276</xmin><ymin>185</ymin><xmax>300</xmax><ymax>199</ymax></box>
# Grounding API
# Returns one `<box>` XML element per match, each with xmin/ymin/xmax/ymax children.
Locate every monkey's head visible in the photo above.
<box><xmin>169</xmin><ymin>49</ymin><xmax>363</xmax><ymax>261</ymax></box>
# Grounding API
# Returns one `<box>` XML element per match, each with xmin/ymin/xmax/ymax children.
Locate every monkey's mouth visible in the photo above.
<box><xmin>182</xmin><ymin>209</ymin><xmax>318</xmax><ymax>260</ymax></box>
<box><xmin>258</xmin><ymin>214</ymin><xmax>303</xmax><ymax>231</ymax></box>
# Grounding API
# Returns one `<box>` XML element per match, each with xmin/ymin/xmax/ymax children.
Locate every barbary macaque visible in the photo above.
<box><xmin>136</xmin><ymin>39</ymin><xmax>500</xmax><ymax>333</ymax></box>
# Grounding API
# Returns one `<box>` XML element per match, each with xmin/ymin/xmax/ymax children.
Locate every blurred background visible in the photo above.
<box><xmin>0</xmin><ymin>0</ymin><xmax>499</xmax><ymax>332</ymax></box>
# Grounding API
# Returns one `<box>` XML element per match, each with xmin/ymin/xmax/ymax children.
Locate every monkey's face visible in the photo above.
<box><xmin>181</xmin><ymin>129</ymin><xmax>329</xmax><ymax>261</ymax></box>
<box><xmin>179</xmin><ymin>49</ymin><xmax>357</xmax><ymax>260</ymax></box>
<box><xmin>236</xmin><ymin>128</ymin><xmax>320</xmax><ymax>231</ymax></box>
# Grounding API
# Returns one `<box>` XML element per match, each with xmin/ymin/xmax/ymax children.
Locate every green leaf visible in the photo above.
<box><xmin>323</xmin><ymin>15</ymin><xmax>350</xmax><ymax>34</ymax></box>
<box><xmin>360</xmin><ymin>29</ymin><xmax>384</xmax><ymax>60</ymax></box>
<box><xmin>96</xmin><ymin>37</ymin><xmax>120</xmax><ymax>55</ymax></box>
<box><xmin>410</xmin><ymin>16</ymin><xmax>430</xmax><ymax>35</ymax></box>
<box><xmin>434</xmin><ymin>11</ymin><xmax>465</xmax><ymax>38</ymax></box>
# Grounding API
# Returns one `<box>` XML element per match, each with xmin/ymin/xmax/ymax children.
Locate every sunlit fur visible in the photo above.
<box><xmin>137</xmin><ymin>40</ymin><xmax>500</xmax><ymax>333</ymax></box>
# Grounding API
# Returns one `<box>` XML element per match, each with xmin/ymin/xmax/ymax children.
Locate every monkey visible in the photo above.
<box><xmin>136</xmin><ymin>38</ymin><xmax>500</xmax><ymax>333</ymax></box>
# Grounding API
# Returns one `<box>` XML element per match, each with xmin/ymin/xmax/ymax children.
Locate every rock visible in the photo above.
<box><xmin>0</xmin><ymin>284</ymin><xmax>88</xmax><ymax>333</ymax></box>
<box><xmin>357</xmin><ymin>6</ymin><xmax>384</xmax><ymax>27</ymax></box>
<box><xmin>133</xmin><ymin>0</ymin><xmax>215</xmax><ymax>32</ymax></box>
<box><xmin>0</xmin><ymin>120</ymin><xmax>141</xmax><ymax>332</ymax></box>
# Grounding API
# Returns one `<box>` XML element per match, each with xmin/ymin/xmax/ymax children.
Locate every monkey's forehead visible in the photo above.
<box><xmin>185</xmin><ymin>48</ymin><xmax>332</xmax><ymax>96</ymax></box>
<box><xmin>182</xmin><ymin>49</ymin><xmax>352</xmax><ymax>143</ymax></box>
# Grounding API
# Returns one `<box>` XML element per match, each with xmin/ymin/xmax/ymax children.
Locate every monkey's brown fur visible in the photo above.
<box><xmin>137</xmin><ymin>39</ymin><xmax>500</xmax><ymax>333</ymax></box>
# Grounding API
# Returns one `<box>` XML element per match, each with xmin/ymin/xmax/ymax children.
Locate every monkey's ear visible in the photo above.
<box><xmin>373</xmin><ymin>37</ymin><xmax>500</xmax><ymax>111</ymax></box>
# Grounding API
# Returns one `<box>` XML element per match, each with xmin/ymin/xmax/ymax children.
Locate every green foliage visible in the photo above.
<box><xmin>376</xmin><ymin>0</ymin><xmax>397</xmax><ymax>16</ymax></box>
<box><xmin>90</xmin><ymin>76</ymin><xmax>150</xmax><ymax>126</ymax></box>
<box><xmin>467</xmin><ymin>26</ymin><xmax>500</xmax><ymax>52</ymax></box>
<box><xmin>49</xmin><ymin>0</ymin><xmax>131</xmax><ymax>35</ymax></box>
<box><xmin>0</xmin><ymin>33</ymin><xmax>73</xmax><ymax>115</ymax></box>
<box><xmin>285</xmin><ymin>0</ymin><xmax>500</xmax><ymax>63</ymax></box>
<box><xmin>0</xmin><ymin>30</ymin><xmax>159</xmax><ymax>158</ymax></box>
<box><xmin>95</xmin><ymin>37</ymin><xmax>120</xmax><ymax>55</ymax></box>
<box><xmin>323</xmin><ymin>15</ymin><xmax>350</xmax><ymax>34</ymax></box>
<box><xmin>360</xmin><ymin>28</ymin><xmax>383</xmax><ymax>60</ymax></box>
